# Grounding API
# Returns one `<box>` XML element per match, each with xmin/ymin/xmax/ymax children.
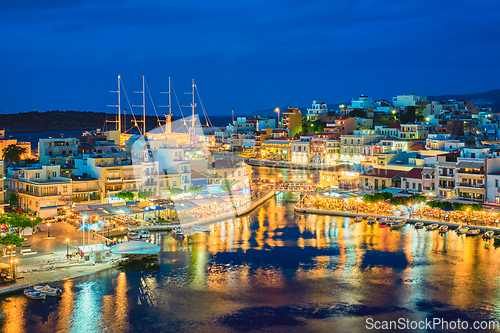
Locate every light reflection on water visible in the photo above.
<box><xmin>2</xmin><ymin>192</ymin><xmax>500</xmax><ymax>332</ymax></box>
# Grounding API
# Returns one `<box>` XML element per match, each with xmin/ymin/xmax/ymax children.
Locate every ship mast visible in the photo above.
<box><xmin>107</xmin><ymin>75</ymin><xmax>121</xmax><ymax>133</ymax></box>
<box><xmin>160</xmin><ymin>77</ymin><xmax>172</xmax><ymax>135</ymax></box>
<box><xmin>133</xmin><ymin>76</ymin><xmax>146</xmax><ymax>136</ymax></box>
<box><xmin>183</xmin><ymin>79</ymin><xmax>197</xmax><ymax>128</ymax></box>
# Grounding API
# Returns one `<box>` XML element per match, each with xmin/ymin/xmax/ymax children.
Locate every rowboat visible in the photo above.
<box><xmin>390</xmin><ymin>221</ymin><xmax>406</xmax><ymax>230</ymax></box>
<box><xmin>426</xmin><ymin>224</ymin><xmax>439</xmax><ymax>231</ymax></box>
<box><xmin>456</xmin><ymin>227</ymin><xmax>469</xmax><ymax>235</ymax></box>
<box><xmin>24</xmin><ymin>288</ymin><xmax>46</xmax><ymax>300</ymax></box>
<box><xmin>34</xmin><ymin>285</ymin><xmax>62</xmax><ymax>297</ymax></box>
<box><xmin>438</xmin><ymin>225</ymin><xmax>448</xmax><ymax>234</ymax></box>
<box><xmin>466</xmin><ymin>228</ymin><xmax>481</xmax><ymax>236</ymax></box>
<box><xmin>128</xmin><ymin>232</ymin><xmax>140</xmax><ymax>240</ymax></box>
<box><xmin>414</xmin><ymin>222</ymin><xmax>424</xmax><ymax>229</ymax></box>
<box><xmin>354</xmin><ymin>217</ymin><xmax>364</xmax><ymax>223</ymax></box>
<box><xmin>483</xmin><ymin>231</ymin><xmax>494</xmax><ymax>240</ymax></box>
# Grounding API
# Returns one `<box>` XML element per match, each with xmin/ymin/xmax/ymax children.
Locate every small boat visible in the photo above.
<box><xmin>414</xmin><ymin>222</ymin><xmax>424</xmax><ymax>229</ymax></box>
<box><xmin>367</xmin><ymin>218</ymin><xmax>376</xmax><ymax>225</ymax></box>
<box><xmin>138</xmin><ymin>229</ymin><xmax>150</xmax><ymax>238</ymax></box>
<box><xmin>439</xmin><ymin>225</ymin><xmax>448</xmax><ymax>234</ymax></box>
<box><xmin>483</xmin><ymin>231</ymin><xmax>494</xmax><ymax>240</ymax></box>
<box><xmin>128</xmin><ymin>232</ymin><xmax>140</xmax><ymax>240</ymax></box>
<box><xmin>494</xmin><ymin>235</ymin><xmax>500</xmax><ymax>243</ymax></box>
<box><xmin>379</xmin><ymin>218</ymin><xmax>388</xmax><ymax>225</ymax></box>
<box><xmin>426</xmin><ymin>224</ymin><xmax>439</xmax><ymax>231</ymax></box>
<box><xmin>354</xmin><ymin>217</ymin><xmax>364</xmax><ymax>223</ymax></box>
<box><xmin>34</xmin><ymin>285</ymin><xmax>62</xmax><ymax>297</ymax></box>
<box><xmin>456</xmin><ymin>227</ymin><xmax>469</xmax><ymax>235</ymax></box>
<box><xmin>466</xmin><ymin>228</ymin><xmax>481</xmax><ymax>236</ymax></box>
<box><xmin>24</xmin><ymin>288</ymin><xmax>46</xmax><ymax>300</ymax></box>
<box><xmin>193</xmin><ymin>225</ymin><xmax>210</xmax><ymax>232</ymax></box>
<box><xmin>400</xmin><ymin>219</ymin><xmax>408</xmax><ymax>224</ymax></box>
<box><xmin>390</xmin><ymin>221</ymin><xmax>406</xmax><ymax>230</ymax></box>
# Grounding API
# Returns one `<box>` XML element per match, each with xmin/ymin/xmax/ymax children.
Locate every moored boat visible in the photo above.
<box><xmin>128</xmin><ymin>232</ymin><xmax>140</xmax><ymax>240</ymax></box>
<box><xmin>138</xmin><ymin>229</ymin><xmax>150</xmax><ymax>238</ymax></box>
<box><xmin>414</xmin><ymin>222</ymin><xmax>424</xmax><ymax>229</ymax></box>
<box><xmin>390</xmin><ymin>221</ymin><xmax>406</xmax><ymax>230</ymax></box>
<box><xmin>426</xmin><ymin>224</ymin><xmax>439</xmax><ymax>231</ymax></box>
<box><xmin>379</xmin><ymin>218</ymin><xmax>388</xmax><ymax>225</ymax></box>
<box><xmin>483</xmin><ymin>231</ymin><xmax>494</xmax><ymax>240</ymax></box>
<box><xmin>456</xmin><ymin>226</ymin><xmax>469</xmax><ymax>235</ymax></box>
<box><xmin>24</xmin><ymin>288</ymin><xmax>46</xmax><ymax>300</ymax></box>
<box><xmin>34</xmin><ymin>285</ymin><xmax>62</xmax><ymax>297</ymax></box>
<box><xmin>354</xmin><ymin>217</ymin><xmax>364</xmax><ymax>223</ymax></box>
<box><xmin>367</xmin><ymin>217</ymin><xmax>376</xmax><ymax>225</ymax></box>
<box><xmin>438</xmin><ymin>225</ymin><xmax>448</xmax><ymax>234</ymax></box>
<box><xmin>466</xmin><ymin>228</ymin><xmax>481</xmax><ymax>236</ymax></box>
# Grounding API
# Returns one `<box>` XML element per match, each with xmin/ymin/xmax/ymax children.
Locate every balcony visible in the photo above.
<box><xmin>106</xmin><ymin>177</ymin><xmax>123</xmax><ymax>183</ymax></box>
<box><xmin>456</xmin><ymin>169</ymin><xmax>484</xmax><ymax>175</ymax></box>
<box><xmin>456</xmin><ymin>182</ymin><xmax>484</xmax><ymax>189</ymax></box>
<box><xmin>18</xmin><ymin>189</ymin><xmax>62</xmax><ymax>197</ymax></box>
<box><xmin>73</xmin><ymin>188</ymin><xmax>99</xmax><ymax>193</ymax></box>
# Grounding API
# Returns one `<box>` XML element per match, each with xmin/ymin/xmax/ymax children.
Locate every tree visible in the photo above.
<box><xmin>220</xmin><ymin>180</ymin><xmax>235</xmax><ymax>192</ymax></box>
<box><xmin>0</xmin><ymin>233</ymin><xmax>24</xmax><ymax>257</ymax></box>
<box><xmin>349</xmin><ymin>109</ymin><xmax>366</xmax><ymax>118</ymax></box>
<box><xmin>9</xmin><ymin>192</ymin><xmax>18</xmax><ymax>206</ymax></box>
<box><xmin>188</xmin><ymin>186</ymin><xmax>203</xmax><ymax>195</ymax></box>
<box><xmin>169</xmin><ymin>188</ymin><xmax>184</xmax><ymax>196</ymax></box>
<box><xmin>362</xmin><ymin>192</ymin><xmax>393</xmax><ymax>204</ymax></box>
<box><xmin>138</xmin><ymin>191</ymin><xmax>153</xmax><ymax>200</ymax></box>
<box><xmin>2</xmin><ymin>144</ymin><xmax>27</xmax><ymax>164</ymax></box>
<box><xmin>0</xmin><ymin>213</ymin><xmax>42</xmax><ymax>238</ymax></box>
<box><xmin>116</xmin><ymin>191</ymin><xmax>135</xmax><ymax>201</ymax></box>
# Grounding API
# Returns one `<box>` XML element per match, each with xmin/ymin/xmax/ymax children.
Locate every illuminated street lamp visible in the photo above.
<box><xmin>66</xmin><ymin>238</ymin><xmax>70</xmax><ymax>258</ymax></box>
<box><xmin>47</xmin><ymin>223</ymin><xmax>51</xmax><ymax>239</ymax></box>
<box><xmin>275</xmin><ymin>108</ymin><xmax>280</xmax><ymax>127</ymax></box>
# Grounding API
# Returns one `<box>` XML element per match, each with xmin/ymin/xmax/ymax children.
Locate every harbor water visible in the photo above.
<box><xmin>1</xmin><ymin>193</ymin><xmax>500</xmax><ymax>332</ymax></box>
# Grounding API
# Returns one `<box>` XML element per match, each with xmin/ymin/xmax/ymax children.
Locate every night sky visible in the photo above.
<box><xmin>0</xmin><ymin>0</ymin><xmax>498</xmax><ymax>116</ymax></box>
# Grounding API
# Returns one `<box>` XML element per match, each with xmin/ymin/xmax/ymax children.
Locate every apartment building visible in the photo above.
<box><xmin>39</xmin><ymin>137</ymin><xmax>79</xmax><ymax>165</ymax></box>
<box><xmin>210</xmin><ymin>159</ymin><xmax>250</xmax><ymax>189</ymax></box>
<box><xmin>359</xmin><ymin>168</ymin><xmax>406</xmax><ymax>191</ymax></box>
<box><xmin>340</xmin><ymin>135</ymin><xmax>383</xmax><ymax>162</ymax></box>
<box><xmin>9</xmin><ymin>165</ymin><xmax>72</xmax><ymax>218</ymax></box>
<box><xmin>281</xmin><ymin>107</ymin><xmax>302</xmax><ymax>137</ymax></box>
<box><xmin>261</xmin><ymin>137</ymin><xmax>298</xmax><ymax>161</ymax></box>
<box><xmin>0</xmin><ymin>161</ymin><xmax>6</xmax><ymax>214</ymax></box>
<box><xmin>290</xmin><ymin>141</ymin><xmax>311</xmax><ymax>164</ymax></box>
<box><xmin>306</xmin><ymin>100</ymin><xmax>328</xmax><ymax>121</ymax></box>
<box><xmin>398</xmin><ymin>124</ymin><xmax>433</xmax><ymax>139</ymax></box>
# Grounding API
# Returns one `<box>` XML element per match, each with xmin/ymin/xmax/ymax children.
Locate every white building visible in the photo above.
<box><xmin>306</xmin><ymin>100</ymin><xmax>329</xmax><ymax>121</ymax></box>
<box><xmin>39</xmin><ymin>137</ymin><xmax>79</xmax><ymax>166</ymax></box>
<box><xmin>392</xmin><ymin>93</ymin><xmax>426</xmax><ymax>107</ymax></box>
<box><xmin>349</xmin><ymin>95</ymin><xmax>376</xmax><ymax>109</ymax></box>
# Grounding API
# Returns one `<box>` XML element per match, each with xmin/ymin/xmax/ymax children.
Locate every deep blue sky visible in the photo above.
<box><xmin>0</xmin><ymin>0</ymin><xmax>499</xmax><ymax>116</ymax></box>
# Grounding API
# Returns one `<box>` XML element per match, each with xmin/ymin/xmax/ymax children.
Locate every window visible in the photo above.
<box><xmin>224</xmin><ymin>172</ymin><xmax>227</xmax><ymax>178</ymax></box>
<box><xmin>232</xmin><ymin>171</ymin><xmax>235</xmax><ymax>177</ymax></box>
<box><xmin>173</xmin><ymin>181</ymin><xmax>177</xmax><ymax>187</ymax></box>
<box><xmin>496</xmin><ymin>179</ymin><xmax>499</xmax><ymax>187</ymax></box>
<box><xmin>238</xmin><ymin>171</ymin><xmax>241</xmax><ymax>177</ymax></box>
<box><xmin>63</xmin><ymin>186</ymin><xmax>67</xmax><ymax>193</ymax></box>
<box><xmin>52</xmin><ymin>172</ymin><xmax>57</xmax><ymax>177</ymax></box>
<box><xmin>36</xmin><ymin>173</ymin><xmax>40</xmax><ymax>179</ymax></box>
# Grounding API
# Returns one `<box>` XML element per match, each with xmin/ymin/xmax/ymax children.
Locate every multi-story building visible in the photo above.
<box><xmin>0</xmin><ymin>129</ymin><xmax>32</xmax><ymax>161</ymax></box>
<box><xmin>398</xmin><ymin>124</ymin><xmax>433</xmax><ymax>139</ymax></box>
<box><xmin>0</xmin><ymin>160</ymin><xmax>6</xmax><ymax>214</ymax></box>
<box><xmin>359</xmin><ymin>168</ymin><xmax>406</xmax><ymax>191</ymax></box>
<box><xmin>8</xmin><ymin>165</ymin><xmax>72</xmax><ymax>218</ymax></box>
<box><xmin>290</xmin><ymin>141</ymin><xmax>311</xmax><ymax>164</ymax></box>
<box><xmin>425</xmin><ymin>134</ymin><xmax>465</xmax><ymax>151</ymax></box>
<box><xmin>210</xmin><ymin>159</ymin><xmax>250</xmax><ymax>190</ymax></box>
<box><xmin>401</xmin><ymin>168</ymin><xmax>423</xmax><ymax>193</ymax></box>
<box><xmin>71</xmin><ymin>175</ymin><xmax>101</xmax><ymax>203</ymax></box>
<box><xmin>261</xmin><ymin>137</ymin><xmax>298</xmax><ymax>161</ymax></box>
<box><xmin>281</xmin><ymin>107</ymin><xmax>302</xmax><ymax>137</ymax></box>
<box><xmin>454</xmin><ymin>148</ymin><xmax>490</xmax><ymax>202</ymax></box>
<box><xmin>392</xmin><ymin>93</ymin><xmax>426</xmax><ymax>108</ymax></box>
<box><xmin>39</xmin><ymin>137</ymin><xmax>79</xmax><ymax>165</ymax></box>
<box><xmin>435</xmin><ymin>152</ymin><xmax>459</xmax><ymax>199</ymax></box>
<box><xmin>306</xmin><ymin>100</ymin><xmax>328</xmax><ymax>121</ymax></box>
<box><xmin>339</xmin><ymin>135</ymin><xmax>383</xmax><ymax>162</ymax></box>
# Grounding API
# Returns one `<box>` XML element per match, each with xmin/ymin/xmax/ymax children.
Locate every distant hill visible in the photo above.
<box><xmin>0</xmin><ymin>110</ymin><xmax>163</xmax><ymax>133</ymax></box>
<box><xmin>427</xmin><ymin>89</ymin><xmax>500</xmax><ymax>111</ymax></box>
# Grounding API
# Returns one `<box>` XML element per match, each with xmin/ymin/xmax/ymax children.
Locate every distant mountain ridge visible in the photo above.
<box><xmin>427</xmin><ymin>89</ymin><xmax>500</xmax><ymax>111</ymax></box>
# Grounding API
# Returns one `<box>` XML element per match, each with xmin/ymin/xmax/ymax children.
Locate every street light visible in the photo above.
<box><xmin>66</xmin><ymin>238</ymin><xmax>69</xmax><ymax>258</ymax></box>
<box><xmin>275</xmin><ymin>108</ymin><xmax>280</xmax><ymax>127</ymax></box>
<box><xmin>47</xmin><ymin>223</ymin><xmax>51</xmax><ymax>238</ymax></box>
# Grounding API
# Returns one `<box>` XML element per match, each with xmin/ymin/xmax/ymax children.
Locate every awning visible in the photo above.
<box><xmin>73</xmin><ymin>204</ymin><xmax>89</xmax><ymax>212</ymax></box>
<box><xmin>127</xmin><ymin>206</ymin><xmax>146</xmax><ymax>214</ymax></box>
<box><xmin>338</xmin><ymin>175</ymin><xmax>357</xmax><ymax>181</ymax></box>
<box><xmin>191</xmin><ymin>179</ymin><xmax>208</xmax><ymax>186</ymax></box>
<box><xmin>456</xmin><ymin>161</ymin><xmax>484</xmax><ymax>169</ymax></box>
<box><xmin>422</xmin><ymin>169</ymin><xmax>434</xmax><ymax>174</ymax></box>
<box><xmin>377</xmin><ymin>188</ymin><xmax>403</xmax><ymax>195</ymax></box>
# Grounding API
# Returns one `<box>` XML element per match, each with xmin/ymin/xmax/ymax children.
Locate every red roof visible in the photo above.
<box><xmin>384</xmin><ymin>123</ymin><xmax>401</xmax><ymax>129</ymax></box>
<box><xmin>403</xmin><ymin>168</ymin><xmax>423</xmax><ymax>179</ymax></box>
<box><xmin>488</xmin><ymin>171</ymin><xmax>500</xmax><ymax>176</ymax></box>
<box><xmin>408</xmin><ymin>143</ymin><xmax>425</xmax><ymax>151</ymax></box>
<box><xmin>361</xmin><ymin>168</ymin><xmax>406</xmax><ymax>179</ymax></box>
